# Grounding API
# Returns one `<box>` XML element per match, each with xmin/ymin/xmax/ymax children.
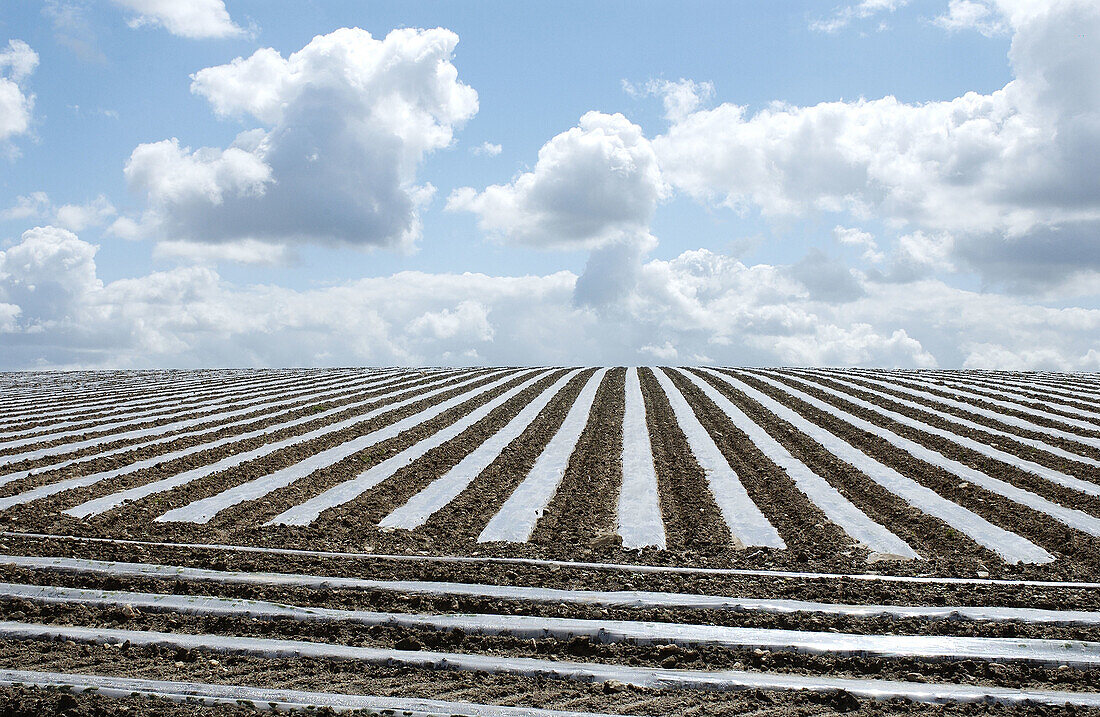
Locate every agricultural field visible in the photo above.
<box><xmin>0</xmin><ymin>366</ymin><xmax>1098</xmax><ymax>715</ymax></box>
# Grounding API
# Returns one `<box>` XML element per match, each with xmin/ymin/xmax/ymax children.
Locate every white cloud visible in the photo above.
<box><xmin>0</xmin><ymin>39</ymin><xmax>39</xmax><ymax>82</ymax></box>
<box><xmin>640</xmin><ymin>341</ymin><xmax>678</xmax><ymax>361</ymax></box>
<box><xmin>126</xmin><ymin>28</ymin><xmax>477</xmax><ymax>252</ymax></box>
<box><xmin>890</xmin><ymin>230</ymin><xmax>956</xmax><ymax>279</ymax></box>
<box><xmin>112</xmin><ymin>0</ymin><xmax>245</xmax><ymax>39</ymax></box>
<box><xmin>934</xmin><ymin>0</ymin><xmax>1009</xmax><ymax>36</ymax></box>
<box><xmin>0</xmin><ymin>40</ymin><xmax>38</xmax><ymax>146</ymax></box>
<box><xmin>810</xmin><ymin>0</ymin><xmax>909</xmax><ymax>33</ymax></box>
<box><xmin>471</xmin><ymin>141</ymin><xmax>502</xmax><ymax>157</ymax></box>
<box><xmin>153</xmin><ymin>239</ymin><xmax>292</xmax><ymax>266</ymax></box>
<box><xmin>656</xmin><ymin>0</ymin><xmax>1100</xmax><ymax>292</ymax></box>
<box><xmin>1</xmin><ymin>229</ymin><xmax>1097</xmax><ymax>371</ymax></box>
<box><xmin>408</xmin><ymin>300</ymin><xmax>494</xmax><ymax>342</ymax></box>
<box><xmin>1</xmin><ymin>192</ymin><xmax>117</xmax><ymax>231</ymax></box>
<box><xmin>126</xmin><ymin>136</ymin><xmax>273</xmax><ymax>206</ymax></box>
<box><xmin>105</xmin><ymin>215</ymin><xmax>145</xmax><ymax>240</ymax></box>
<box><xmin>54</xmin><ymin>195</ymin><xmax>117</xmax><ymax>231</ymax></box>
<box><xmin>624</xmin><ymin>78</ymin><xmax>714</xmax><ymax>122</ymax></box>
<box><xmin>0</xmin><ymin>226</ymin><xmax>101</xmax><ymax>329</ymax></box>
<box><xmin>833</xmin><ymin>225</ymin><xmax>884</xmax><ymax>263</ymax></box>
<box><xmin>1</xmin><ymin>192</ymin><xmax>50</xmax><ymax>221</ymax></box>
<box><xmin>767</xmin><ymin>325</ymin><xmax>935</xmax><ymax>368</ymax></box>
<box><xmin>448</xmin><ymin>112</ymin><xmax>665</xmax><ymax>250</ymax></box>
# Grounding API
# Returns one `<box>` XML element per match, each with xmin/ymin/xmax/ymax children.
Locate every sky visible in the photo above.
<box><xmin>0</xmin><ymin>0</ymin><xmax>1097</xmax><ymax>370</ymax></box>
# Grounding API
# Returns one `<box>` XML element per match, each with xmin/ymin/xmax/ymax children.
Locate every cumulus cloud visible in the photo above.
<box><xmin>1</xmin><ymin>228</ymin><xmax>1097</xmax><ymax>370</ymax></box>
<box><xmin>0</xmin><ymin>226</ymin><xmax>101</xmax><ymax>328</ymax></box>
<box><xmin>787</xmin><ymin>249</ymin><xmax>866</xmax><ymax>303</ymax></box>
<box><xmin>112</xmin><ymin>0</ymin><xmax>245</xmax><ymax>39</ymax></box>
<box><xmin>655</xmin><ymin>0</ymin><xmax>1100</xmax><ymax>292</ymax></box>
<box><xmin>448</xmin><ymin>112</ymin><xmax>665</xmax><ymax>250</ymax></box>
<box><xmin>0</xmin><ymin>39</ymin><xmax>38</xmax><ymax>147</ymax></box>
<box><xmin>152</xmin><ymin>239</ymin><xmax>293</xmax><ymax>266</ymax></box>
<box><xmin>54</xmin><ymin>196</ymin><xmax>118</xmax><ymax>232</ymax></box>
<box><xmin>1</xmin><ymin>193</ymin><xmax>117</xmax><ymax>231</ymax></box>
<box><xmin>624</xmin><ymin>78</ymin><xmax>714</xmax><ymax>122</ymax></box>
<box><xmin>810</xmin><ymin>0</ymin><xmax>908</xmax><ymax>33</ymax></box>
<box><xmin>408</xmin><ymin>300</ymin><xmax>495</xmax><ymax>342</ymax></box>
<box><xmin>125</xmin><ymin>27</ymin><xmax>478</xmax><ymax>253</ymax></box>
<box><xmin>471</xmin><ymin>141</ymin><xmax>502</xmax><ymax>157</ymax></box>
<box><xmin>934</xmin><ymin>0</ymin><xmax>1009</xmax><ymax>36</ymax></box>
<box><xmin>1</xmin><ymin>192</ymin><xmax>50</xmax><ymax>221</ymax></box>
<box><xmin>833</xmin><ymin>225</ymin><xmax>884</xmax><ymax>263</ymax></box>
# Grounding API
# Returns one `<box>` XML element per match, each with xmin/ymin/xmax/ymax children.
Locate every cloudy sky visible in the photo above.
<box><xmin>1</xmin><ymin>0</ymin><xmax>1098</xmax><ymax>370</ymax></box>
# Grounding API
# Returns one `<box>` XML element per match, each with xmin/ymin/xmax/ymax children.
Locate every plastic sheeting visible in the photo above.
<box><xmin>751</xmin><ymin>372</ymin><xmax>1100</xmax><ymax>538</ymax></box>
<box><xmin>479</xmin><ymin>369</ymin><xmax>610</xmax><ymax>543</ymax></box>
<box><xmin>2</xmin><ymin>623</ymin><xmax>1098</xmax><ymax>707</ymax></box>
<box><xmin>8</xmin><ymin>531</ymin><xmax>1100</xmax><ymax>587</ymax></box>
<box><xmin>0</xmin><ymin>669</ymin><xmax>620</xmax><ymax>716</ymax></box>
<box><xmin>267</xmin><ymin>369</ymin><xmax>556</xmax><ymax>526</ymax></box>
<box><xmin>28</xmin><ymin>371</ymin><xmax>461</xmax><ymax>517</ymax></box>
<box><xmin>0</xmin><ymin>371</ymin><xmax>410</xmax><ymax>489</ymax></box>
<box><xmin>379</xmin><ymin>370</ymin><xmax>584</xmax><ymax>530</ymax></box>
<box><xmin>157</xmin><ymin>370</ymin><xmax>522</xmax><ymax>524</ymax></box>
<box><xmin>617</xmin><ymin>368</ymin><xmax>666</xmax><ymax>549</ymax></box>
<box><xmin>699</xmin><ymin>369</ymin><xmax>1052</xmax><ymax>564</ymax></box>
<box><xmin>785</xmin><ymin>371</ymin><xmax>1100</xmax><ymax>493</ymax></box>
<box><xmin>880</xmin><ymin>374</ymin><xmax>1100</xmax><ymax>437</ymax></box>
<box><xmin>1</xmin><ymin>371</ymin><xmax>440</xmax><ymax>503</ymax></box>
<box><xmin>799</xmin><ymin>370</ymin><xmax>1100</xmax><ymax>468</ymax></box>
<box><xmin>673</xmin><ymin>369</ymin><xmax>915</xmax><ymax>558</ymax></box>
<box><xmin>7</xmin><ymin>582</ymin><xmax>1100</xmax><ymax>665</ymax></box>
<box><xmin>650</xmin><ymin>369</ymin><xmax>784</xmax><ymax>549</ymax></box>
<box><xmin>0</xmin><ymin>370</ymin><xmax>361</xmax><ymax>446</ymax></box>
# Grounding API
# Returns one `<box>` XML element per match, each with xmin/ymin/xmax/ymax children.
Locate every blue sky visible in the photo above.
<box><xmin>0</xmin><ymin>0</ymin><xmax>1097</xmax><ymax>369</ymax></box>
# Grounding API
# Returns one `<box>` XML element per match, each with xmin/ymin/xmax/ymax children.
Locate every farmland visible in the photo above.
<box><xmin>0</xmin><ymin>367</ymin><xmax>1099</xmax><ymax>715</ymax></box>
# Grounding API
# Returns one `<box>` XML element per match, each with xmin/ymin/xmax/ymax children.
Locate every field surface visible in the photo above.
<box><xmin>0</xmin><ymin>366</ymin><xmax>1098</xmax><ymax>715</ymax></box>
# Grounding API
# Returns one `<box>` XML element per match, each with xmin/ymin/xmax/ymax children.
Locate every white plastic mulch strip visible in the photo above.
<box><xmin>617</xmin><ymin>368</ymin><xmax>666</xmax><ymax>549</ymax></box>
<box><xmin>0</xmin><ymin>373</ymin><xmax>446</xmax><ymax>515</ymax></box>
<box><xmin>699</xmin><ymin>369</ymin><xmax>1053</xmax><ymax>565</ymax></box>
<box><xmin>0</xmin><ymin>371</ymin><xmax>405</xmax><ymax>468</ymax></box>
<box><xmin>6</xmin><ymin>555</ymin><xmax>1099</xmax><ymax>624</ymax></box>
<box><xmin>940</xmin><ymin>375</ymin><xmax>1100</xmax><ymax>415</ymax></box>
<box><xmin>972</xmin><ymin>377</ymin><xmax>1100</xmax><ymax>403</ymax></box>
<box><xmin>50</xmin><ymin>372</ymin><xmax>464</xmax><ymax>518</ymax></box>
<box><xmin>673</xmin><ymin>369</ymin><xmax>915</xmax><ymax>559</ymax></box>
<box><xmin>10</xmin><ymin>532</ymin><xmax>1100</xmax><ymax>587</ymax></box>
<box><xmin>0</xmin><ymin>370</ymin><xmax>357</xmax><ymax>444</ymax></box>
<box><xmin>0</xmin><ymin>371</ymin><xmax>248</xmax><ymax>424</ymax></box>
<box><xmin>3</xmin><ymin>623</ymin><xmax>1099</xmax><ymax>707</ymax></box>
<box><xmin>378</xmin><ymin>370</ymin><xmax>584</xmax><ymax>531</ymax></box>
<box><xmin>915</xmin><ymin>375</ymin><xmax>1100</xmax><ymax>421</ymax></box>
<box><xmin>0</xmin><ymin>369</ymin><xmax>386</xmax><ymax>442</ymax></box>
<box><xmin>0</xmin><ymin>370</ymin><xmax>314</xmax><ymax>431</ymax></box>
<box><xmin>9</xmin><ymin>582</ymin><xmax>1100</xmax><ymax>666</ymax></box>
<box><xmin>834</xmin><ymin>370</ymin><xmax>1100</xmax><ymax>452</ymax></box>
<box><xmin>747</xmin><ymin>372</ymin><xmax>1100</xmax><ymax>545</ymax></box>
<box><xmin>882</xmin><ymin>374</ymin><xmax>1100</xmax><ymax>434</ymax></box>
<box><xmin>478</xmin><ymin>369</ymin><xmax>609</xmax><ymax>543</ymax></box>
<box><xmin>770</xmin><ymin>371</ymin><xmax>1100</xmax><ymax>503</ymax></box>
<box><xmin>1021</xmin><ymin>379</ymin><xmax>1100</xmax><ymax>401</ymax></box>
<box><xmin>157</xmin><ymin>370</ymin><xmax>523</xmax><ymax>524</ymax></box>
<box><xmin>800</xmin><ymin>370</ymin><xmax>1100</xmax><ymax>468</ymax></box>
<box><xmin>0</xmin><ymin>370</ymin><xmax>415</xmax><ymax>489</ymax></box>
<box><xmin>0</xmin><ymin>670</ymin><xmax>618</xmax><ymax>717</ymax></box>
<box><xmin>888</xmin><ymin>369</ymin><xmax>1100</xmax><ymax>399</ymax></box>
<box><xmin>265</xmin><ymin>369</ymin><xmax>556</xmax><ymax>526</ymax></box>
<box><xmin>650</xmin><ymin>369</ymin><xmax>785</xmax><ymax>549</ymax></box>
